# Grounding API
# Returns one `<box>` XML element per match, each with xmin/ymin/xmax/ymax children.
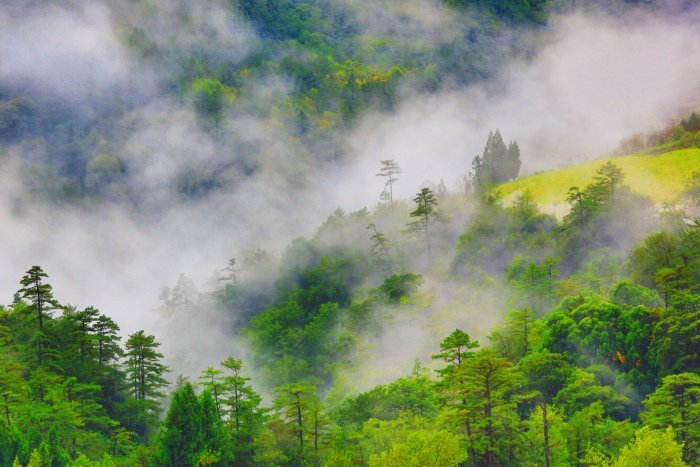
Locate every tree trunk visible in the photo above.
<box><xmin>35</xmin><ymin>285</ymin><xmax>44</xmax><ymax>332</ymax></box>
<box><xmin>542</xmin><ymin>402</ymin><xmax>551</xmax><ymax>467</ymax></box>
<box><xmin>389</xmin><ymin>178</ymin><xmax>393</xmax><ymax>206</ymax></box>
<box><xmin>295</xmin><ymin>394</ymin><xmax>304</xmax><ymax>465</ymax></box>
<box><xmin>465</xmin><ymin>416</ymin><xmax>477</xmax><ymax>467</ymax></box>
<box><xmin>234</xmin><ymin>384</ymin><xmax>241</xmax><ymax>430</ymax></box>
<box><xmin>485</xmin><ymin>387</ymin><xmax>495</xmax><ymax>467</ymax></box>
<box><xmin>679</xmin><ymin>391</ymin><xmax>689</xmax><ymax>463</ymax></box>
<box><xmin>424</xmin><ymin>213</ymin><xmax>431</xmax><ymax>261</ymax></box>
<box><xmin>523</xmin><ymin>313</ymin><xmax>529</xmax><ymax>355</ymax></box>
<box><xmin>3</xmin><ymin>394</ymin><xmax>10</xmax><ymax>425</ymax></box>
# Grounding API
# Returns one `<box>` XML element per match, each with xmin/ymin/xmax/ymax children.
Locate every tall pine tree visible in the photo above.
<box><xmin>16</xmin><ymin>266</ymin><xmax>61</xmax><ymax>367</ymax></box>
<box><xmin>123</xmin><ymin>331</ymin><xmax>168</xmax><ymax>438</ymax></box>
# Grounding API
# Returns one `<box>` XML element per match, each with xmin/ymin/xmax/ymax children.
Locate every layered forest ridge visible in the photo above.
<box><xmin>1</xmin><ymin>0</ymin><xmax>700</xmax><ymax>466</ymax></box>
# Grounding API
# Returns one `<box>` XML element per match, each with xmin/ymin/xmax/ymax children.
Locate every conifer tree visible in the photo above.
<box><xmin>221</xmin><ymin>357</ymin><xmax>263</xmax><ymax>465</ymax></box>
<box><xmin>17</xmin><ymin>266</ymin><xmax>59</xmax><ymax>334</ymax></box>
<box><xmin>432</xmin><ymin>329</ymin><xmax>479</xmax><ymax>375</ymax></box>
<box><xmin>17</xmin><ymin>266</ymin><xmax>61</xmax><ymax>366</ymax></box>
<box><xmin>642</xmin><ymin>373</ymin><xmax>700</xmax><ymax>464</ymax></box>
<box><xmin>590</xmin><ymin>161</ymin><xmax>625</xmax><ymax>206</ymax></box>
<box><xmin>307</xmin><ymin>393</ymin><xmax>331</xmax><ymax>465</ymax></box>
<box><xmin>486</xmin><ymin>130</ymin><xmax>509</xmax><ymax>182</ymax></box>
<box><xmin>458</xmin><ymin>349</ymin><xmax>522</xmax><ymax>467</ymax></box>
<box><xmin>274</xmin><ymin>383</ymin><xmax>316</xmax><ymax>465</ymax></box>
<box><xmin>123</xmin><ymin>330</ymin><xmax>168</xmax><ymax>437</ymax></box>
<box><xmin>490</xmin><ymin>308</ymin><xmax>537</xmax><ymax>361</ymax></box>
<box><xmin>367</xmin><ymin>224</ymin><xmax>393</xmax><ymax>273</ymax></box>
<box><xmin>155</xmin><ymin>383</ymin><xmax>204</xmax><ymax>466</ymax></box>
<box><xmin>520</xmin><ymin>352</ymin><xmax>574</xmax><ymax>467</ymax></box>
<box><xmin>407</xmin><ymin>187</ymin><xmax>441</xmax><ymax>261</ymax></box>
<box><xmin>93</xmin><ymin>313</ymin><xmax>122</xmax><ymax>367</ymax></box>
<box><xmin>200</xmin><ymin>388</ymin><xmax>234</xmax><ymax>464</ymax></box>
<box><xmin>376</xmin><ymin>160</ymin><xmax>402</xmax><ymax>206</ymax></box>
<box><xmin>66</xmin><ymin>306</ymin><xmax>100</xmax><ymax>362</ymax></box>
<box><xmin>506</xmin><ymin>140</ymin><xmax>521</xmax><ymax>180</ymax></box>
<box><xmin>432</xmin><ymin>329</ymin><xmax>480</xmax><ymax>467</ymax></box>
<box><xmin>606</xmin><ymin>426</ymin><xmax>688</xmax><ymax>467</ymax></box>
<box><xmin>472</xmin><ymin>130</ymin><xmax>521</xmax><ymax>187</ymax></box>
<box><xmin>198</xmin><ymin>366</ymin><xmax>225</xmax><ymax>416</ymax></box>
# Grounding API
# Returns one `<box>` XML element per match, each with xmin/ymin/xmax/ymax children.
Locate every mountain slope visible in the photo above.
<box><xmin>499</xmin><ymin>148</ymin><xmax>700</xmax><ymax>215</ymax></box>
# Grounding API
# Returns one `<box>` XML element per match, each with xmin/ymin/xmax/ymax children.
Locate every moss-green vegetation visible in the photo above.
<box><xmin>499</xmin><ymin>148</ymin><xmax>700</xmax><ymax>214</ymax></box>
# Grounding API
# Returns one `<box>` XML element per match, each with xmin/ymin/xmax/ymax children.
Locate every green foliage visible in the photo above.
<box><xmin>376</xmin><ymin>160</ymin><xmax>402</xmax><ymax>207</ymax></box>
<box><xmin>85</xmin><ymin>154</ymin><xmax>122</xmax><ymax>192</ymax></box>
<box><xmin>4</xmin><ymin>143</ymin><xmax>700</xmax><ymax>466</ymax></box>
<box><xmin>520</xmin><ymin>405</ymin><xmax>570</xmax><ymax>467</ymax></box>
<box><xmin>271</xmin><ymin>383</ymin><xmax>318</xmax><ymax>465</ymax></box>
<box><xmin>683</xmin><ymin>171</ymin><xmax>700</xmax><ymax>205</ymax></box>
<box><xmin>452</xmin><ymin>193</ymin><xmax>556</xmax><ymax>277</ymax></box>
<box><xmin>609</xmin><ymin>281</ymin><xmax>663</xmax><ymax>308</ymax></box>
<box><xmin>558</xmin><ymin>163</ymin><xmax>655</xmax><ymax>270</ymax></box>
<box><xmin>562</xmin><ymin>401</ymin><xmax>635</xmax><ymax>464</ymax></box>
<box><xmin>123</xmin><ymin>331</ymin><xmax>168</xmax><ymax>438</ymax></box>
<box><xmin>367</xmin><ymin>224</ymin><xmax>393</xmax><ymax>274</ymax></box>
<box><xmin>16</xmin><ymin>266</ymin><xmax>61</xmax><ymax>367</ymax></box>
<box><xmin>432</xmin><ymin>329</ymin><xmax>479</xmax><ymax>371</ymax></box>
<box><xmin>457</xmin><ymin>350</ymin><xmax>523</xmax><ymax>465</ymax></box>
<box><xmin>406</xmin><ymin>187</ymin><xmax>442</xmax><ymax>261</ymax></box>
<box><xmin>376</xmin><ymin>273</ymin><xmax>423</xmax><ymax>304</ymax></box>
<box><xmin>506</xmin><ymin>257</ymin><xmax>561</xmax><ymax>313</ymax></box>
<box><xmin>489</xmin><ymin>308</ymin><xmax>538</xmax><ymax>361</ymax></box>
<box><xmin>520</xmin><ymin>352</ymin><xmax>574</xmax><ymax>403</ymax></box>
<box><xmin>602</xmin><ymin>426</ymin><xmax>688</xmax><ymax>467</ymax></box>
<box><xmin>154</xmin><ymin>383</ymin><xmax>203</xmax><ymax>466</ymax></box>
<box><xmin>554</xmin><ymin>369</ymin><xmax>629</xmax><ymax>420</ymax></box>
<box><xmin>446</xmin><ymin>0</ymin><xmax>549</xmax><ymax>23</ymax></box>
<box><xmin>332</xmin><ymin>363</ymin><xmax>439</xmax><ymax>426</ymax></box>
<box><xmin>641</xmin><ymin>373</ymin><xmax>700</xmax><ymax>464</ymax></box>
<box><xmin>0</xmin><ymin>424</ymin><xmax>29</xmax><ymax>467</ymax></box>
<box><xmin>190</xmin><ymin>77</ymin><xmax>235</xmax><ymax>126</ymax></box>
<box><xmin>198</xmin><ymin>367</ymin><xmax>225</xmax><ymax>416</ymax></box>
<box><xmin>651</xmin><ymin>298</ymin><xmax>700</xmax><ymax>376</ymax></box>
<box><xmin>540</xmin><ymin>296</ymin><xmax>661</xmax><ymax>388</ymax></box>
<box><xmin>629</xmin><ymin>224</ymin><xmax>700</xmax><ymax>306</ymax></box>
<box><xmin>246</xmin><ymin>235</ymin><xmax>369</xmax><ymax>388</ymax></box>
<box><xmin>154</xmin><ymin>383</ymin><xmax>232</xmax><ymax>466</ymax></box>
<box><xmin>368</xmin><ymin>429</ymin><xmax>466</xmax><ymax>467</ymax></box>
<box><xmin>220</xmin><ymin>357</ymin><xmax>263</xmax><ymax>464</ymax></box>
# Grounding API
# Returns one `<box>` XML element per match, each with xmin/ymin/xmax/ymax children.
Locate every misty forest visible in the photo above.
<box><xmin>2</xmin><ymin>0</ymin><xmax>700</xmax><ymax>466</ymax></box>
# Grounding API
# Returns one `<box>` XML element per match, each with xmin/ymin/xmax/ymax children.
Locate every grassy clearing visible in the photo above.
<box><xmin>498</xmin><ymin>148</ymin><xmax>700</xmax><ymax>216</ymax></box>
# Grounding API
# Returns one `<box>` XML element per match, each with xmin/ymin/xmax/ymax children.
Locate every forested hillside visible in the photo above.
<box><xmin>2</xmin><ymin>0</ymin><xmax>700</xmax><ymax>466</ymax></box>
<box><xmin>2</xmin><ymin>156</ymin><xmax>700</xmax><ymax>465</ymax></box>
<box><xmin>0</xmin><ymin>0</ymin><xmax>546</xmax><ymax>203</ymax></box>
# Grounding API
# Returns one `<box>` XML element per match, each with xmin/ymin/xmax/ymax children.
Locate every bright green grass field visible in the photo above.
<box><xmin>498</xmin><ymin>148</ymin><xmax>700</xmax><ymax>216</ymax></box>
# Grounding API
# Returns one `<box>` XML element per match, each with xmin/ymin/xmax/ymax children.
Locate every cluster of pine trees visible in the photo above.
<box><xmin>0</xmin><ymin>266</ymin><xmax>169</xmax><ymax>464</ymax></box>
<box><xmin>471</xmin><ymin>130</ymin><xmax>522</xmax><ymax>187</ymax></box>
